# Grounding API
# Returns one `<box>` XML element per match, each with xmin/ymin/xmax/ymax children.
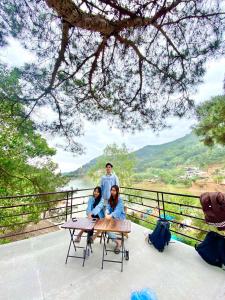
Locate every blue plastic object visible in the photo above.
<box><xmin>131</xmin><ymin>288</ymin><xmax>158</xmax><ymax>300</ymax></box>
<box><xmin>160</xmin><ymin>214</ymin><xmax>174</xmax><ymax>221</ymax></box>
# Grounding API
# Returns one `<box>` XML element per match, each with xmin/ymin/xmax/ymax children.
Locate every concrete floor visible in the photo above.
<box><xmin>0</xmin><ymin>223</ymin><xmax>224</xmax><ymax>300</ymax></box>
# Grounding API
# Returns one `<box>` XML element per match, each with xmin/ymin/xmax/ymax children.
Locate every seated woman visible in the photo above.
<box><xmin>75</xmin><ymin>186</ymin><xmax>104</xmax><ymax>243</ymax></box>
<box><xmin>105</xmin><ymin>185</ymin><xmax>126</xmax><ymax>254</ymax></box>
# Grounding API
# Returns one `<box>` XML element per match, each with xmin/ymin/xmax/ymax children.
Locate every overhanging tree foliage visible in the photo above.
<box><xmin>194</xmin><ymin>95</ymin><xmax>225</xmax><ymax>146</ymax></box>
<box><xmin>0</xmin><ymin>1</ymin><xmax>225</xmax><ymax>152</ymax></box>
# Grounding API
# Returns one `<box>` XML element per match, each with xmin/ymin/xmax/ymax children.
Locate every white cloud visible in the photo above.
<box><xmin>0</xmin><ymin>37</ymin><xmax>35</xmax><ymax>66</ymax></box>
<box><xmin>193</xmin><ymin>57</ymin><xmax>225</xmax><ymax>104</ymax></box>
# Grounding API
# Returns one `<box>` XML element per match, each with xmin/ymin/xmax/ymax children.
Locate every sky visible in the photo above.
<box><xmin>1</xmin><ymin>38</ymin><xmax>225</xmax><ymax>172</ymax></box>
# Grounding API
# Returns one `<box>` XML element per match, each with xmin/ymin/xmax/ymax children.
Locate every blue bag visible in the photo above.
<box><xmin>148</xmin><ymin>219</ymin><xmax>171</xmax><ymax>252</ymax></box>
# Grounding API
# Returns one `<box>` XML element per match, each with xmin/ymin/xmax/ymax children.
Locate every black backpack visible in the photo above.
<box><xmin>148</xmin><ymin>219</ymin><xmax>171</xmax><ymax>252</ymax></box>
<box><xmin>195</xmin><ymin>231</ymin><xmax>225</xmax><ymax>268</ymax></box>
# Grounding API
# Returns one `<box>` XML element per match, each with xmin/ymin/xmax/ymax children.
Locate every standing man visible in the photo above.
<box><xmin>100</xmin><ymin>163</ymin><xmax>119</xmax><ymax>206</ymax></box>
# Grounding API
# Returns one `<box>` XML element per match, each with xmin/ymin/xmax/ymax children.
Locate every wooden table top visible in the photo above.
<box><xmin>94</xmin><ymin>219</ymin><xmax>131</xmax><ymax>233</ymax></box>
<box><xmin>61</xmin><ymin>218</ymin><xmax>96</xmax><ymax>231</ymax></box>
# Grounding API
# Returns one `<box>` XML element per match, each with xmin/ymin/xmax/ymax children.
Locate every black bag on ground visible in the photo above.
<box><xmin>148</xmin><ymin>219</ymin><xmax>171</xmax><ymax>252</ymax></box>
<box><xmin>195</xmin><ymin>231</ymin><xmax>225</xmax><ymax>268</ymax></box>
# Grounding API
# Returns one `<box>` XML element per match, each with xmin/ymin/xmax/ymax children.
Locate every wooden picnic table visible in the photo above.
<box><xmin>94</xmin><ymin>218</ymin><xmax>131</xmax><ymax>271</ymax></box>
<box><xmin>94</xmin><ymin>218</ymin><xmax>131</xmax><ymax>233</ymax></box>
<box><xmin>62</xmin><ymin>217</ymin><xmax>97</xmax><ymax>266</ymax></box>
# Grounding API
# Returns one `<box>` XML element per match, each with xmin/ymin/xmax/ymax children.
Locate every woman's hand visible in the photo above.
<box><xmin>88</xmin><ymin>213</ymin><xmax>92</xmax><ymax>219</ymax></box>
<box><xmin>105</xmin><ymin>214</ymin><xmax>112</xmax><ymax>220</ymax></box>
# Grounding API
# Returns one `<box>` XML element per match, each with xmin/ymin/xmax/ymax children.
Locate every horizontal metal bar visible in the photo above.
<box><xmin>169</xmin><ymin>229</ymin><xmax>202</xmax><ymax>242</ymax></box>
<box><xmin>123</xmin><ymin>200</ymin><xmax>205</xmax><ymax>222</ymax></box>
<box><xmin>0</xmin><ymin>210</ymin><xmax>86</xmax><ymax>239</ymax></box>
<box><xmin>126</xmin><ymin>213</ymin><xmax>156</xmax><ymax>226</ymax></box>
<box><xmin>0</xmin><ymin>195</ymin><xmax>90</xmax><ymax>210</ymax></box>
<box><xmin>0</xmin><ymin>223</ymin><xmax>64</xmax><ymax>239</ymax></box>
<box><xmin>0</xmin><ymin>210</ymin><xmax>40</xmax><ymax>219</ymax></box>
<box><xmin>124</xmin><ymin>199</ymin><xmax>159</xmax><ymax>210</ymax></box>
<box><xmin>162</xmin><ymin>208</ymin><xmax>205</xmax><ymax>221</ymax></box>
<box><xmin>103</xmin><ymin>259</ymin><xmax>122</xmax><ymax>264</ymax></box>
<box><xmin>125</xmin><ymin>206</ymin><xmax>159</xmax><ymax>219</ymax></box>
<box><xmin>121</xmin><ymin>192</ymin><xmax>158</xmax><ymax>203</ymax></box>
<box><xmin>70</xmin><ymin>209</ymin><xmax>86</xmax><ymax>215</ymax></box>
<box><xmin>169</xmin><ymin>220</ymin><xmax>209</xmax><ymax>234</ymax></box>
<box><xmin>0</xmin><ymin>202</ymin><xmax>88</xmax><ymax>220</ymax></box>
<box><xmin>127</xmin><ymin>213</ymin><xmax>204</xmax><ymax>242</ymax></box>
<box><xmin>121</xmin><ymin>192</ymin><xmax>202</xmax><ymax>209</ymax></box>
<box><xmin>0</xmin><ymin>209</ymin><xmax>85</xmax><ymax>230</ymax></box>
<box><xmin>123</xmin><ymin>195</ymin><xmax>204</xmax><ymax>220</ymax></box>
<box><xmin>0</xmin><ymin>192</ymin><xmax>68</xmax><ymax>200</ymax></box>
<box><xmin>0</xmin><ymin>188</ymin><xmax>94</xmax><ymax>200</ymax></box>
<box><xmin>0</xmin><ymin>212</ymin><xmax>67</xmax><ymax>228</ymax></box>
<box><xmin>67</xmin><ymin>255</ymin><xmax>86</xmax><ymax>259</ymax></box>
<box><xmin>104</xmin><ymin>249</ymin><xmax>126</xmax><ymax>253</ymax></box>
<box><xmin>126</xmin><ymin>206</ymin><xmax>208</xmax><ymax>234</ymax></box>
<box><xmin>163</xmin><ymin>200</ymin><xmax>202</xmax><ymax>210</ymax></box>
<box><xmin>0</xmin><ymin>197</ymin><xmax>67</xmax><ymax>209</ymax></box>
<box><xmin>0</xmin><ymin>207</ymin><xmax>67</xmax><ymax>220</ymax></box>
<box><xmin>70</xmin><ymin>195</ymin><xmax>92</xmax><ymax>200</ymax></box>
<box><xmin>121</xmin><ymin>186</ymin><xmax>199</xmax><ymax>198</ymax></box>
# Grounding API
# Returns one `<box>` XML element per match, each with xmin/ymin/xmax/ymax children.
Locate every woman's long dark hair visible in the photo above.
<box><xmin>93</xmin><ymin>186</ymin><xmax>102</xmax><ymax>208</ymax></box>
<box><xmin>109</xmin><ymin>185</ymin><xmax>119</xmax><ymax>209</ymax></box>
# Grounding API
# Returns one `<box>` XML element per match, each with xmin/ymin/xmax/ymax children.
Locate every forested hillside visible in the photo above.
<box><xmin>67</xmin><ymin>133</ymin><xmax>225</xmax><ymax>184</ymax></box>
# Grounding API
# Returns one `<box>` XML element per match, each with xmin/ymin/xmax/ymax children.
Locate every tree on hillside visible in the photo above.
<box><xmin>194</xmin><ymin>95</ymin><xmax>225</xmax><ymax>146</ymax></box>
<box><xmin>88</xmin><ymin>143</ymin><xmax>136</xmax><ymax>186</ymax></box>
<box><xmin>0</xmin><ymin>64</ymin><xmax>68</xmax><ymax>196</ymax></box>
<box><xmin>0</xmin><ymin>63</ymin><xmax>69</xmax><ymax>243</ymax></box>
<box><xmin>0</xmin><ymin>1</ymin><xmax>225</xmax><ymax>152</ymax></box>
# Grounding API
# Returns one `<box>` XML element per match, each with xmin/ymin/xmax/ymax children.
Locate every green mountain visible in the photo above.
<box><xmin>65</xmin><ymin>133</ymin><xmax>225</xmax><ymax>179</ymax></box>
<box><xmin>63</xmin><ymin>157</ymin><xmax>98</xmax><ymax>177</ymax></box>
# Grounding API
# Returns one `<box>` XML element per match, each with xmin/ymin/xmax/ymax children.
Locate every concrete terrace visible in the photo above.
<box><xmin>0</xmin><ymin>223</ymin><xmax>224</xmax><ymax>300</ymax></box>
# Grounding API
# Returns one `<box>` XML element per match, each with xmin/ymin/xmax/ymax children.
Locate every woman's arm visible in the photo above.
<box><xmin>86</xmin><ymin>197</ymin><xmax>93</xmax><ymax>215</ymax></box>
<box><xmin>105</xmin><ymin>202</ymin><xmax>111</xmax><ymax>216</ymax></box>
<box><xmin>91</xmin><ymin>197</ymin><xmax>104</xmax><ymax>216</ymax></box>
<box><xmin>111</xmin><ymin>197</ymin><xmax>124</xmax><ymax>219</ymax></box>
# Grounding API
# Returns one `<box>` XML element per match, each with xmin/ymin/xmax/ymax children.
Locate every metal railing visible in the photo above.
<box><xmin>0</xmin><ymin>186</ymin><xmax>223</xmax><ymax>245</ymax></box>
<box><xmin>120</xmin><ymin>186</ymin><xmax>224</xmax><ymax>245</ymax></box>
<box><xmin>0</xmin><ymin>188</ymin><xmax>93</xmax><ymax>243</ymax></box>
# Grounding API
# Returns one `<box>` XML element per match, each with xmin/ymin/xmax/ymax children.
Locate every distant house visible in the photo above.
<box><xmin>180</xmin><ymin>167</ymin><xmax>209</xmax><ymax>180</ymax></box>
<box><xmin>147</xmin><ymin>175</ymin><xmax>159</xmax><ymax>183</ymax></box>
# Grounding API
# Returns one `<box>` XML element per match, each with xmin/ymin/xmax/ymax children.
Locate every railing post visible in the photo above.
<box><xmin>65</xmin><ymin>191</ymin><xmax>69</xmax><ymax>221</ymax></box>
<box><xmin>161</xmin><ymin>192</ymin><xmax>166</xmax><ymax>220</ymax></box>
<box><xmin>157</xmin><ymin>192</ymin><xmax>161</xmax><ymax>219</ymax></box>
<box><xmin>70</xmin><ymin>190</ymin><xmax>73</xmax><ymax>219</ymax></box>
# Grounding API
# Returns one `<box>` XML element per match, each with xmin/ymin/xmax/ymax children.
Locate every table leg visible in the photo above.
<box><xmin>65</xmin><ymin>229</ymin><xmax>75</xmax><ymax>264</ymax></box>
<box><xmin>104</xmin><ymin>234</ymin><xmax>107</xmax><ymax>256</ymax></box>
<box><xmin>82</xmin><ymin>231</ymin><xmax>90</xmax><ymax>267</ymax></box>
<box><xmin>87</xmin><ymin>231</ymin><xmax>93</xmax><ymax>253</ymax></box>
<box><xmin>71</xmin><ymin>229</ymin><xmax>77</xmax><ymax>252</ymax></box>
<box><xmin>121</xmin><ymin>232</ymin><xmax>124</xmax><ymax>272</ymax></box>
<box><xmin>101</xmin><ymin>232</ymin><xmax>106</xmax><ymax>269</ymax></box>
